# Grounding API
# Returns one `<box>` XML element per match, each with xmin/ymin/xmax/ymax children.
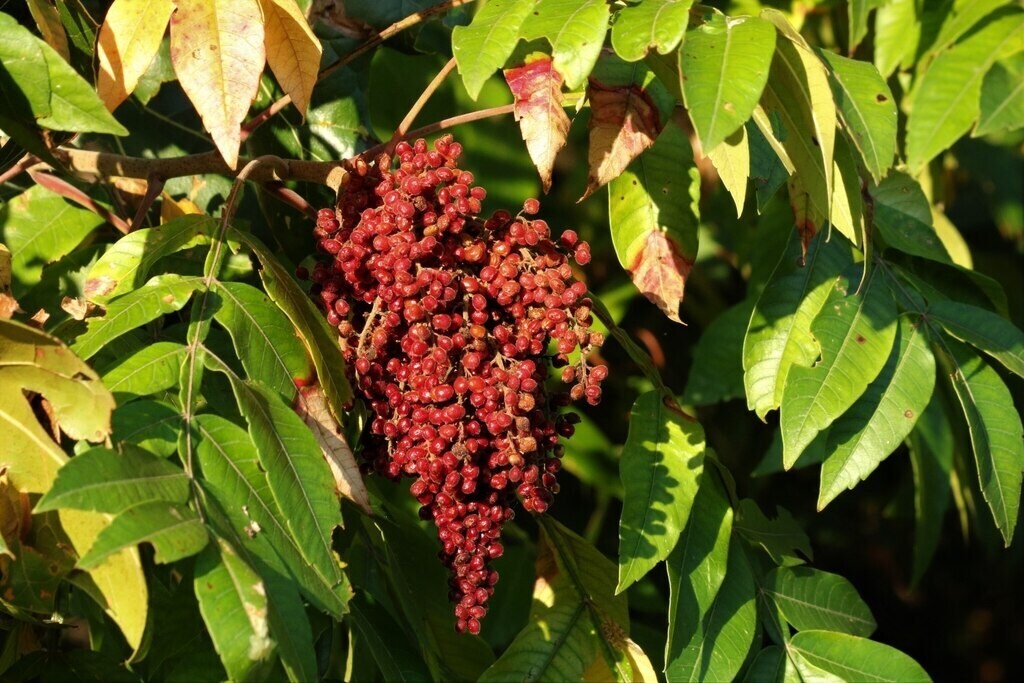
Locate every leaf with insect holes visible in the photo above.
<box><xmin>504</xmin><ymin>56</ymin><xmax>571</xmax><ymax>193</ymax></box>
<box><xmin>169</xmin><ymin>0</ymin><xmax>266</xmax><ymax>168</ymax></box>
<box><xmin>96</xmin><ymin>0</ymin><xmax>175</xmax><ymax>110</ymax></box>
<box><xmin>609</xmin><ymin>121</ymin><xmax>700</xmax><ymax>323</ymax></box>
<box><xmin>258</xmin><ymin>0</ymin><xmax>322</xmax><ymax>117</ymax></box>
<box><xmin>583</xmin><ymin>55</ymin><xmax>674</xmax><ymax>201</ymax></box>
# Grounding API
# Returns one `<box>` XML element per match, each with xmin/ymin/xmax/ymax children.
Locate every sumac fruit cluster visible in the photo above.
<box><xmin>309</xmin><ymin>135</ymin><xmax>605</xmax><ymax>634</ymax></box>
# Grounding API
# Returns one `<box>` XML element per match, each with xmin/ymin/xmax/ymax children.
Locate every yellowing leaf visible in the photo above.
<box><xmin>504</xmin><ymin>56</ymin><xmax>571</xmax><ymax>193</ymax></box>
<box><xmin>96</xmin><ymin>0</ymin><xmax>175</xmax><ymax>110</ymax></box>
<box><xmin>258</xmin><ymin>0</ymin><xmax>322</xmax><ymax>117</ymax></box>
<box><xmin>296</xmin><ymin>385</ymin><xmax>371</xmax><ymax>515</ymax></box>
<box><xmin>160</xmin><ymin>192</ymin><xmax>203</xmax><ymax>222</ymax></box>
<box><xmin>169</xmin><ymin>0</ymin><xmax>266</xmax><ymax>168</ymax></box>
<box><xmin>27</xmin><ymin>0</ymin><xmax>70</xmax><ymax>62</ymax></box>
<box><xmin>0</xmin><ymin>320</ymin><xmax>147</xmax><ymax>653</ymax></box>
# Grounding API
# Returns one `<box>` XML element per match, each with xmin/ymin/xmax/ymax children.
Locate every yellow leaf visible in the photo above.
<box><xmin>259</xmin><ymin>0</ymin><xmax>322</xmax><ymax>117</ymax></box>
<box><xmin>160</xmin><ymin>192</ymin><xmax>203</xmax><ymax>223</ymax></box>
<box><xmin>59</xmin><ymin>508</ymin><xmax>149</xmax><ymax>654</ymax></box>
<box><xmin>0</xmin><ymin>320</ymin><xmax>148</xmax><ymax>654</ymax></box>
<box><xmin>169</xmin><ymin>0</ymin><xmax>266</xmax><ymax>168</ymax></box>
<box><xmin>96</xmin><ymin>0</ymin><xmax>175</xmax><ymax>111</ymax></box>
<box><xmin>27</xmin><ymin>0</ymin><xmax>70</xmax><ymax>62</ymax></box>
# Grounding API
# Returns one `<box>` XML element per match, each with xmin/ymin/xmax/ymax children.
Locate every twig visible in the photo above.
<box><xmin>362</xmin><ymin>104</ymin><xmax>515</xmax><ymax>160</ymax></box>
<box><xmin>388</xmin><ymin>57</ymin><xmax>458</xmax><ymax>152</ymax></box>
<box><xmin>241</xmin><ymin>0</ymin><xmax>477</xmax><ymax>141</ymax></box>
<box><xmin>29</xmin><ymin>171</ymin><xmax>131</xmax><ymax>234</ymax></box>
<box><xmin>0</xmin><ymin>154</ymin><xmax>37</xmax><ymax>185</ymax></box>
<box><xmin>262</xmin><ymin>181</ymin><xmax>317</xmax><ymax>219</ymax></box>
<box><xmin>128</xmin><ymin>175</ymin><xmax>165</xmax><ymax>232</ymax></box>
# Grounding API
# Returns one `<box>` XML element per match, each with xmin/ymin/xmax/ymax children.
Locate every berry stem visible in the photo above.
<box><xmin>388</xmin><ymin>57</ymin><xmax>459</xmax><ymax>153</ymax></box>
<box><xmin>362</xmin><ymin>104</ymin><xmax>516</xmax><ymax>161</ymax></box>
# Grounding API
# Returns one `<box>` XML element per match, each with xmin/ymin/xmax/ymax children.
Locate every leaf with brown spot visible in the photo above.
<box><xmin>609</xmin><ymin>121</ymin><xmax>700</xmax><ymax>323</ymax></box>
<box><xmin>504</xmin><ymin>55</ymin><xmax>571</xmax><ymax>193</ymax></box>
<box><xmin>169</xmin><ymin>0</ymin><xmax>266</xmax><ymax>168</ymax></box>
<box><xmin>296</xmin><ymin>385</ymin><xmax>371</xmax><ymax>515</ymax></box>
<box><xmin>96</xmin><ymin>0</ymin><xmax>175</xmax><ymax>110</ymax></box>
<box><xmin>258</xmin><ymin>0</ymin><xmax>322</xmax><ymax>118</ymax></box>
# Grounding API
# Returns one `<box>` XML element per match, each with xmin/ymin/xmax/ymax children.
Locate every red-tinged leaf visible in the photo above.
<box><xmin>582</xmin><ymin>79</ymin><xmax>664</xmax><ymax>200</ymax></box>
<box><xmin>96</xmin><ymin>0</ymin><xmax>175</xmax><ymax>110</ymax></box>
<box><xmin>169</xmin><ymin>0</ymin><xmax>266</xmax><ymax>168</ymax></box>
<box><xmin>504</xmin><ymin>57</ymin><xmax>571</xmax><ymax>193</ymax></box>
<box><xmin>609</xmin><ymin>122</ymin><xmax>700</xmax><ymax>323</ymax></box>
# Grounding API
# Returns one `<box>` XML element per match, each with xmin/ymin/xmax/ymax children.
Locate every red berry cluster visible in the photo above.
<box><xmin>308</xmin><ymin>135</ymin><xmax>605</xmax><ymax>634</ymax></box>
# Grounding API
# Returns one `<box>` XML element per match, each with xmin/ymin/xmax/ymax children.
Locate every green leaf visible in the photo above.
<box><xmin>873</xmin><ymin>0</ymin><xmax>920</xmax><ymax>77</ymax></box>
<box><xmin>609</xmin><ymin>120</ymin><xmax>700</xmax><ymax>323</ymax></box>
<box><xmin>743</xmin><ymin>233</ymin><xmax>855</xmax><ymax>421</ymax></box>
<box><xmin>760</xmin><ymin>10</ymin><xmax>837</xmax><ymax>235</ymax></box>
<box><xmin>847</xmin><ymin>0</ymin><xmax>878</xmax><ymax>52</ymax></box>
<box><xmin>71</xmin><ymin>275</ymin><xmax>203</xmax><ymax>360</ymax></box>
<box><xmin>520</xmin><ymin>0</ymin><xmax>611</xmax><ymax>90</ymax></box>
<box><xmin>742</xmin><ymin>645</ymin><xmax>802</xmax><ymax>682</ymax></box>
<box><xmin>111</xmin><ymin>400</ymin><xmax>180</xmax><ymax>457</ymax></box>
<box><xmin>348</xmin><ymin>597</ymin><xmax>432</xmax><ymax>683</ymax></box>
<box><xmin>682</xmin><ymin>297</ymin><xmax>754</xmax><ymax>405</ymax></box>
<box><xmin>907</xmin><ymin>393</ymin><xmax>954</xmax><ymax>585</ymax></box>
<box><xmin>747</xmin><ymin>112</ymin><xmax>790</xmax><ymax>213</ymax></box>
<box><xmin>780</xmin><ymin>265</ymin><xmax>899</xmax><ymax>467</ymax></box>
<box><xmin>451</xmin><ymin>0</ymin><xmax>535</xmax><ymax>99</ymax></box>
<box><xmin>77</xmin><ymin>501</ymin><xmax>209</xmax><ymax>569</ymax></box>
<box><xmin>194</xmin><ymin>539</ymin><xmax>275</xmax><ymax>682</ymax></box>
<box><xmin>928</xmin><ymin>300</ymin><xmax>1024</xmax><ymax>379</ymax></box>
<box><xmin>665</xmin><ymin>538</ymin><xmax>757</xmax><ymax>682</ymax></box>
<box><xmin>944</xmin><ymin>339</ymin><xmax>1024</xmax><ymax>546</ymax></box>
<box><xmin>871</xmin><ymin>172</ymin><xmax>952</xmax><ymax>264</ymax></box>
<box><xmin>789</xmin><ymin>631</ymin><xmax>931</xmax><ymax>682</ymax></box>
<box><xmin>207</xmin><ymin>357</ymin><xmax>348</xmax><ymax>600</ymax></box>
<box><xmin>681</xmin><ymin>13</ymin><xmax>776</xmax><ymax>153</ymax></box>
<box><xmin>262</xmin><ymin>571</ymin><xmax>318</xmax><ymax>683</ymax></box>
<box><xmin>101</xmin><ymin>341</ymin><xmax>186</xmax><ymax>402</ymax></box>
<box><xmin>611</xmin><ymin>0</ymin><xmax>694</xmax><ymax>62</ymax></box>
<box><xmin>232</xmin><ymin>230</ymin><xmax>352</xmax><ymax>420</ymax></box>
<box><xmin>482</xmin><ymin>517</ymin><xmax>643</xmax><ymax>682</ymax></box>
<box><xmin>906</xmin><ymin>12</ymin><xmax>1024</xmax><ymax>173</ymax></box>
<box><xmin>35</xmin><ymin>446</ymin><xmax>189</xmax><ymax>514</ymax></box>
<box><xmin>975</xmin><ymin>55</ymin><xmax>1024</xmax><ymax>136</ymax></box>
<box><xmin>764</xmin><ymin>566</ymin><xmax>876</xmax><ymax>636</ymax></box>
<box><xmin>929</xmin><ymin>0</ymin><xmax>1014</xmax><ymax>56</ymax></box>
<box><xmin>820</xmin><ymin>50</ymin><xmax>897</xmax><ymax>184</ymax></box>
<box><xmin>665</xmin><ymin>471</ymin><xmax>733</xmax><ymax>676</ymax></box>
<box><xmin>1</xmin><ymin>185</ymin><xmax>105</xmax><ymax>295</ymax></box>
<box><xmin>193</xmin><ymin>414</ymin><xmax>349</xmax><ymax>616</ymax></box>
<box><xmin>817</xmin><ymin>314</ymin><xmax>936</xmax><ymax>509</ymax></box>
<box><xmin>212</xmin><ymin>281</ymin><xmax>313</xmax><ymax>400</ymax></box>
<box><xmin>734</xmin><ymin>499</ymin><xmax>813</xmax><ymax>566</ymax></box>
<box><xmin>707</xmin><ymin>126</ymin><xmax>750</xmax><ymax>218</ymax></box>
<box><xmin>0</xmin><ymin>11</ymin><xmax>127</xmax><ymax>135</ymax></box>
<box><xmin>84</xmin><ymin>216</ymin><xmax>214</xmax><ymax>303</ymax></box>
<box><xmin>617</xmin><ymin>391</ymin><xmax>705</xmax><ymax>592</ymax></box>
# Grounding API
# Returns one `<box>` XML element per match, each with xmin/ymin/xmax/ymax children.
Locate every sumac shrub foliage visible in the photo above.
<box><xmin>0</xmin><ymin>0</ymin><xmax>1021</xmax><ymax>681</ymax></box>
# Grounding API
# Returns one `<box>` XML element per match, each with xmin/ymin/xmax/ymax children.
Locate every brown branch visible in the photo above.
<box><xmin>52</xmin><ymin>106</ymin><xmax>515</xmax><ymax>187</ymax></box>
<box><xmin>241</xmin><ymin>0</ymin><xmax>476</xmax><ymax>141</ymax></box>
